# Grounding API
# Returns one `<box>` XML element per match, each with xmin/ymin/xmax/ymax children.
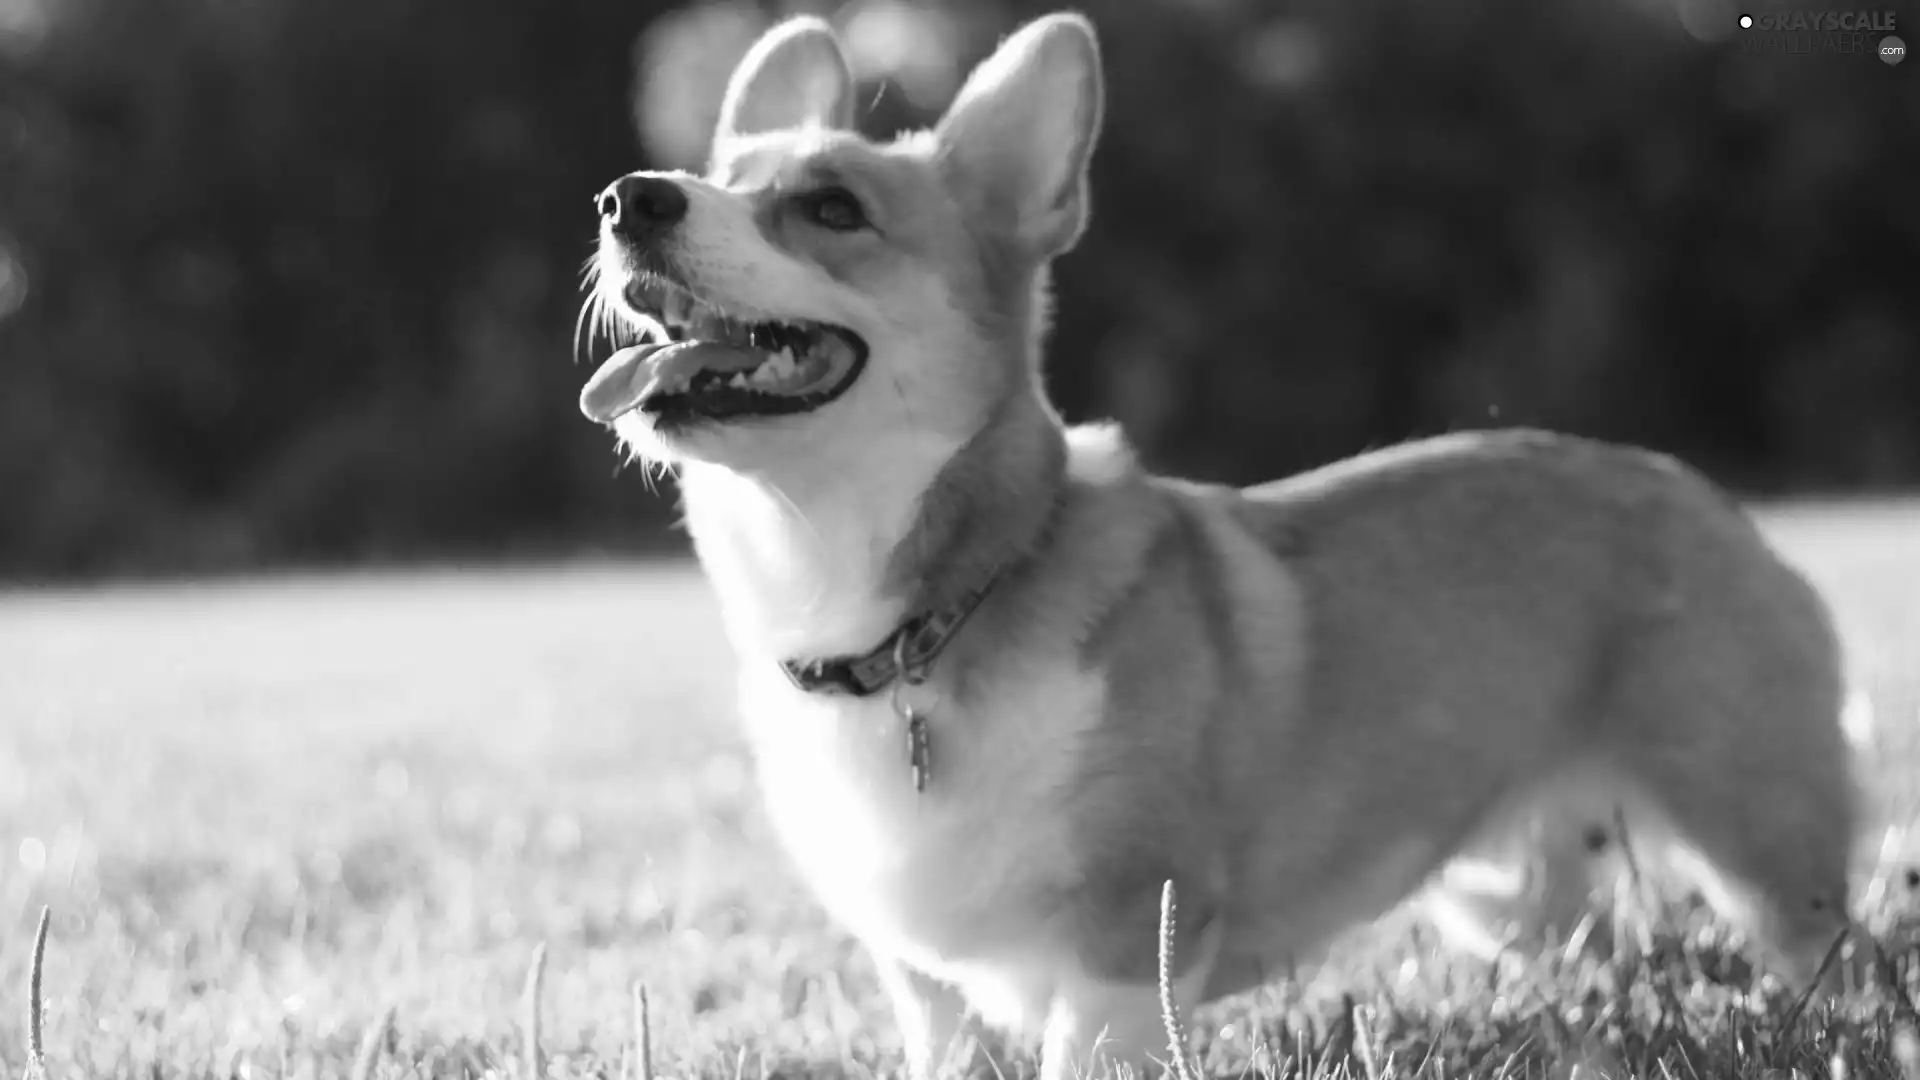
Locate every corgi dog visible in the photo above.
<box><xmin>578</xmin><ymin>12</ymin><xmax>1859</xmax><ymax>1078</ymax></box>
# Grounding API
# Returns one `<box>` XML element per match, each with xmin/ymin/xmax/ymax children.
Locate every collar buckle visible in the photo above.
<box><xmin>780</xmin><ymin>571</ymin><xmax>1001</xmax><ymax>700</ymax></box>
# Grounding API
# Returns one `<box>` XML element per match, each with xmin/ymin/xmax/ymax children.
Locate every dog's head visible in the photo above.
<box><xmin>580</xmin><ymin>12</ymin><xmax>1104</xmax><ymax>478</ymax></box>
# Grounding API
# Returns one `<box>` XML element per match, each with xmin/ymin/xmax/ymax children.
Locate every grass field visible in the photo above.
<box><xmin>2</xmin><ymin>500</ymin><xmax>1918</xmax><ymax>1079</ymax></box>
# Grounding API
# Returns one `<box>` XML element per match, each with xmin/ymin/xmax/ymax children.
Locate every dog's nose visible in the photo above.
<box><xmin>599</xmin><ymin>175</ymin><xmax>688</xmax><ymax>240</ymax></box>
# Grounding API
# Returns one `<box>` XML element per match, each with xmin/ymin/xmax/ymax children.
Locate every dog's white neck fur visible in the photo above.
<box><xmin>679</xmin><ymin>432</ymin><xmax>963</xmax><ymax>664</ymax></box>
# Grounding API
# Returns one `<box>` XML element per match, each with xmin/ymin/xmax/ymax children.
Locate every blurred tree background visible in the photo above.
<box><xmin>0</xmin><ymin>0</ymin><xmax>1914</xmax><ymax>582</ymax></box>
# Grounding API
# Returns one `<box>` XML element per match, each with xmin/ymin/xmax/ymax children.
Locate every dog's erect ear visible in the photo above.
<box><xmin>935</xmin><ymin>13</ymin><xmax>1105</xmax><ymax>257</ymax></box>
<box><xmin>714</xmin><ymin>17</ymin><xmax>855</xmax><ymax>148</ymax></box>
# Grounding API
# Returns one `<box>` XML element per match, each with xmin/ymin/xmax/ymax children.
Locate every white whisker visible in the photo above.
<box><xmin>572</xmin><ymin>297</ymin><xmax>597</xmax><ymax>365</ymax></box>
<box><xmin>575</xmin><ymin>252</ymin><xmax>607</xmax><ymax>363</ymax></box>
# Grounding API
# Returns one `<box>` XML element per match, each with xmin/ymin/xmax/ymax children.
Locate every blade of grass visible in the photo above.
<box><xmin>523</xmin><ymin>943</ymin><xmax>548</xmax><ymax>1080</ymax></box>
<box><xmin>347</xmin><ymin>1003</ymin><xmax>396</xmax><ymax>1080</ymax></box>
<box><xmin>23</xmin><ymin>906</ymin><xmax>49</xmax><ymax>1080</ymax></box>
<box><xmin>1158</xmin><ymin>880</ymin><xmax>1197</xmax><ymax>1080</ymax></box>
<box><xmin>634</xmin><ymin>981</ymin><xmax>654</xmax><ymax>1080</ymax></box>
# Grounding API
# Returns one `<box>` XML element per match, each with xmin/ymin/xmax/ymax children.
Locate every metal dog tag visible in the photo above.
<box><xmin>891</xmin><ymin>632</ymin><xmax>938</xmax><ymax>794</ymax></box>
<box><xmin>905</xmin><ymin>711</ymin><xmax>931</xmax><ymax>793</ymax></box>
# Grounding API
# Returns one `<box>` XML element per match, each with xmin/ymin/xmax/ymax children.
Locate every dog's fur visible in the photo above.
<box><xmin>585</xmin><ymin>14</ymin><xmax>1860</xmax><ymax>1078</ymax></box>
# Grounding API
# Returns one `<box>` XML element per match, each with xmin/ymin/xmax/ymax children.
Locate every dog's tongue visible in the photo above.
<box><xmin>579</xmin><ymin>341</ymin><xmax>763</xmax><ymax>424</ymax></box>
<box><xmin>580</xmin><ymin>343</ymin><xmax>667</xmax><ymax>424</ymax></box>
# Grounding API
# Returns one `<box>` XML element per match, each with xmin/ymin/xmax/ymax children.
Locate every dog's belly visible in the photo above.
<box><xmin>737</xmin><ymin>658</ymin><xmax>1104</xmax><ymax>977</ymax></box>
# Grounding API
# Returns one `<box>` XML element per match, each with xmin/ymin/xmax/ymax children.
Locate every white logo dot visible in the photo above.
<box><xmin>1739</xmin><ymin>14</ymin><xmax>1754</xmax><ymax>28</ymax></box>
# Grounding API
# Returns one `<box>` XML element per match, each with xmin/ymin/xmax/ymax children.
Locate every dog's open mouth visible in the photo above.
<box><xmin>580</xmin><ymin>277</ymin><xmax>868</xmax><ymax>426</ymax></box>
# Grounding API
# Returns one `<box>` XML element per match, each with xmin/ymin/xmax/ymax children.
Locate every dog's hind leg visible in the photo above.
<box><xmin>1425</xmin><ymin>790</ymin><xmax>1622</xmax><ymax>965</ymax></box>
<box><xmin>1598</xmin><ymin>546</ymin><xmax>1857</xmax><ymax>988</ymax></box>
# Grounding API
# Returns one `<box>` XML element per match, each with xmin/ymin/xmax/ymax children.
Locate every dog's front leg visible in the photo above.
<box><xmin>1039</xmin><ymin>971</ymin><xmax>1198</xmax><ymax>1080</ymax></box>
<box><xmin>1040</xmin><ymin>860</ymin><xmax>1224</xmax><ymax>1080</ymax></box>
<box><xmin>875</xmin><ymin>956</ymin><xmax>979</xmax><ymax>1079</ymax></box>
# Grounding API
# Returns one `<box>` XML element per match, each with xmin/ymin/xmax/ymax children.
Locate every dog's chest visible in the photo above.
<box><xmin>737</xmin><ymin>654</ymin><xmax>1105</xmax><ymax>965</ymax></box>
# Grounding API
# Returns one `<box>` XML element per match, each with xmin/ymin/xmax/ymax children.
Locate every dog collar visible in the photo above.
<box><xmin>779</xmin><ymin>573</ymin><xmax>999</xmax><ymax>699</ymax></box>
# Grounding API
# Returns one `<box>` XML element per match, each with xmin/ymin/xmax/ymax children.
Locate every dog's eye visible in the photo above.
<box><xmin>801</xmin><ymin>188</ymin><xmax>869</xmax><ymax>232</ymax></box>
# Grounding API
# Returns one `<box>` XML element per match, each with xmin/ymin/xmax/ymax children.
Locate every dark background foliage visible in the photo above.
<box><xmin>1</xmin><ymin>0</ymin><xmax>1914</xmax><ymax>582</ymax></box>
